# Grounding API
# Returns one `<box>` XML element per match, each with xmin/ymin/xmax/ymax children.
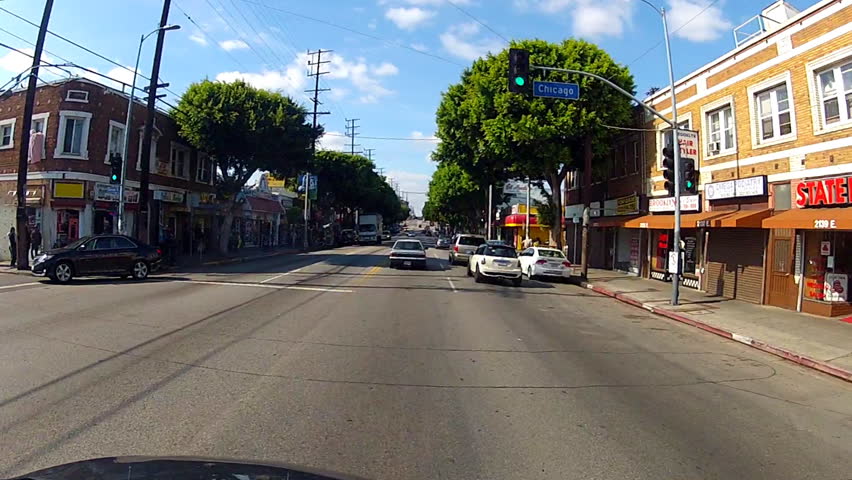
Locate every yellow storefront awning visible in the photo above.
<box><xmin>763</xmin><ymin>207</ymin><xmax>852</xmax><ymax>230</ymax></box>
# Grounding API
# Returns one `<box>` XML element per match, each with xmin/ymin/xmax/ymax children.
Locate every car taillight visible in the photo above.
<box><xmin>156</xmin><ymin>248</ymin><xmax>163</xmax><ymax>256</ymax></box>
<box><xmin>536</xmin><ymin>259</ymin><xmax>547</xmax><ymax>265</ymax></box>
<box><xmin>562</xmin><ymin>261</ymin><xmax>571</xmax><ymax>267</ymax></box>
<box><xmin>453</xmin><ymin>245</ymin><xmax>459</xmax><ymax>252</ymax></box>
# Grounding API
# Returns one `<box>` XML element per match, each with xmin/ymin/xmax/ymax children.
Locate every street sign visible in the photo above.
<box><xmin>533</xmin><ymin>81</ymin><xmax>580</xmax><ymax>100</ymax></box>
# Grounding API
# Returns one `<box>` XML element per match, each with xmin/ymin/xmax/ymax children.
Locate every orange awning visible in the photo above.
<box><xmin>624</xmin><ymin>211</ymin><xmax>729</xmax><ymax>229</ymax></box>
<box><xmin>763</xmin><ymin>208</ymin><xmax>852</xmax><ymax>230</ymax></box>
<box><xmin>712</xmin><ymin>209</ymin><xmax>771</xmax><ymax>228</ymax></box>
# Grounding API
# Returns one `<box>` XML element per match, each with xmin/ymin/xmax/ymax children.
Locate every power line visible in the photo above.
<box><xmin>627</xmin><ymin>0</ymin><xmax>722</xmax><ymax>68</ymax></box>
<box><xmin>0</xmin><ymin>5</ymin><xmax>182</xmax><ymax>100</ymax></box>
<box><xmin>446</xmin><ymin>0</ymin><xmax>510</xmax><ymax>44</ymax></box>
<box><xmin>172</xmin><ymin>0</ymin><xmax>251</xmax><ymax>71</ymax></box>
<box><xmin>235</xmin><ymin>0</ymin><xmax>465</xmax><ymax>67</ymax></box>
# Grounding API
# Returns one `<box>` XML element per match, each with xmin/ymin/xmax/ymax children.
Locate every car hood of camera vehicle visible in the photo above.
<box><xmin>5</xmin><ymin>457</ymin><xmax>367</xmax><ymax>480</ymax></box>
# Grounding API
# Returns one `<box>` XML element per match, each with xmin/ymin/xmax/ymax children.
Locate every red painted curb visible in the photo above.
<box><xmin>577</xmin><ymin>279</ymin><xmax>852</xmax><ymax>383</ymax></box>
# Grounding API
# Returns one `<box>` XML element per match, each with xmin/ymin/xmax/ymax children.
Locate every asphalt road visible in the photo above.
<box><xmin>1</xmin><ymin>238</ymin><xmax>850</xmax><ymax>479</ymax></box>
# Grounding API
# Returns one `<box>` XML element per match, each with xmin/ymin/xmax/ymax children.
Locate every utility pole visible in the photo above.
<box><xmin>365</xmin><ymin>148</ymin><xmax>375</xmax><ymax>163</ymax></box>
<box><xmin>14</xmin><ymin>0</ymin><xmax>54</xmax><ymax>271</ymax></box>
<box><xmin>345</xmin><ymin>118</ymin><xmax>360</xmax><ymax>155</ymax></box>
<box><xmin>305</xmin><ymin>49</ymin><xmax>331</xmax><ymax>251</ymax></box>
<box><xmin>137</xmin><ymin>0</ymin><xmax>173</xmax><ymax>244</ymax></box>
<box><xmin>661</xmin><ymin>7</ymin><xmax>683</xmax><ymax>306</ymax></box>
<box><xmin>487</xmin><ymin>184</ymin><xmax>493</xmax><ymax>240</ymax></box>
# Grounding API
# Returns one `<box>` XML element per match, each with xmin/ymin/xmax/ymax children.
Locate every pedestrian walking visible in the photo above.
<box><xmin>8</xmin><ymin>226</ymin><xmax>17</xmax><ymax>267</ymax></box>
<box><xmin>30</xmin><ymin>226</ymin><xmax>41</xmax><ymax>258</ymax></box>
<box><xmin>522</xmin><ymin>237</ymin><xmax>533</xmax><ymax>249</ymax></box>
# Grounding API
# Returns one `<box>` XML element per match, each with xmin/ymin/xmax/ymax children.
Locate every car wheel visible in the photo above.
<box><xmin>474</xmin><ymin>265</ymin><xmax>483</xmax><ymax>283</ymax></box>
<box><xmin>527</xmin><ymin>266</ymin><xmax>535</xmax><ymax>281</ymax></box>
<box><xmin>52</xmin><ymin>261</ymin><xmax>74</xmax><ymax>284</ymax></box>
<box><xmin>512</xmin><ymin>277</ymin><xmax>522</xmax><ymax>287</ymax></box>
<box><xmin>131</xmin><ymin>260</ymin><xmax>149</xmax><ymax>280</ymax></box>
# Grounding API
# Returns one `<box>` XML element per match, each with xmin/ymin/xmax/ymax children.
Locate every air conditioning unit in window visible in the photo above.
<box><xmin>709</xmin><ymin>141</ymin><xmax>721</xmax><ymax>153</ymax></box>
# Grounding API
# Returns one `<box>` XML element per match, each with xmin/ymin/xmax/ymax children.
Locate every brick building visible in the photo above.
<box><xmin>566</xmin><ymin>0</ymin><xmax>852</xmax><ymax>316</ymax></box>
<box><xmin>0</xmin><ymin>78</ymin><xmax>217</xmax><ymax>259</ymax></box>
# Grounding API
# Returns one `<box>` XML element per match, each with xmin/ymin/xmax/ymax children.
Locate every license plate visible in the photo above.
<box><xmin>494</xmin><ymin>260</ymin><xmax>509</xmax><ymax>266</ymax></box>
<box><xmin>404</xmin><ymin>261</ymin><xmax>411</xmax><ymax>266</ymax></box>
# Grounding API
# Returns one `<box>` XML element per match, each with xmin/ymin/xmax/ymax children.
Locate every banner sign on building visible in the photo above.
<box><xmin>95</xmin><ymin>183</ymin><xmax>139</xmax><ymax>203</ymax></box>
<box><xmin>4</xmin><ymin>184</ymin><xmax>44</xmax><ymax>205</ymax></box>
<box><xmin>153</xmin><ymin>190</ymin><xmax>185</xmax><ymax>203</ymax></box>
<box><xmin>53</xmin><ymin>181</ymin><xmax>84</xmax><ymax>199</ymax></box>
<box><xmin>704</xmin><ymin>175</ymin><xmax>767</xmax><ymax>200</ymax></box>
<box><xmin>649</xmin><ymin>195</ymin><xmax>700</xmax><ymax>212</ymax></box>
<box><xmin>824</xmin><ymin>273</ymin><xmax>848</xmax><ymax>302</ymax></box>
<box><xmin>795</xmin><ymin>176</ymin><xmax>852</xmax><ymax>208</ymax></box>
<box><xmin>615</xmin><ymin>195</ymin><xmax>639</xmax><ymax>215</ymax></box>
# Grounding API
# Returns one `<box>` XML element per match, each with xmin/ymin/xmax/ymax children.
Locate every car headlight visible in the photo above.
<box><xmin>35</xmin><ymin>254</ymin><xmax>52</xmax><ymax>263</ymax></box>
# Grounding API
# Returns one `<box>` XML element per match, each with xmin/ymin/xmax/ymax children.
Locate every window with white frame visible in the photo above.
<box><xmin>566</xmin><ymin>169</ymin><xmax>580</xmax><ymax>190</ymax></box>
<box><xmin>816</xmin><ymin>60</ymin><xmax>852</xmax><ymax>126</ymax></box>
<box><xmin>755</xmin><ymin>84</ymin><xmax>793</xmax><ymax>142</ymax></box>
<box><xmin>55</xmin><ymin>111</ymin><xmax>91</xmax><ymax>159</ymax></box>
<box><xmin>706</xmin><ymin>105</ymin><xmax>735</xmax><ymax>154</ymax></box>
<box><xmin>29</xmin><ymin>113</ymin><xmax>49</xmax><ymax>161</ymax></box>
<box><xmin>196</xmin><ymin>153</ymin><xmax>212</xmax><ymax>183</ymax></box>
<box><xmin>136</xmin><ymin>128</ymin><xmax>160</xmax><ymax>171</ymax></box>
<box><xmin>169</xmin><ymin>144</ymin><xmax>189</xmax><ymax>178</ymax></box>
<box><xmin>105</xmin><ymin>121</ymin><xmax>125</xmax><ymax>164</ymax></box>
<box><xmin>0</xmin><ymin>118</ymin><xmax>14</xmax><ymax>149</ymax></box>
<box><xmin>65</xmin><ymin>90</ymin><xmax>89</xmax><ymax>103</ymax></box>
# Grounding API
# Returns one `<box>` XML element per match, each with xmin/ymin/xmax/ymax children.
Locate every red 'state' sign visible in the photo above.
<box><xmin>795</xmin><ymin>177</ymin><xmax>852</xmax><ymax>208</ymax></box>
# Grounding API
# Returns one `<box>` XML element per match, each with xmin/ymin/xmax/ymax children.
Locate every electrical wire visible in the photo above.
<box><xmin>234</xmin><ymin>0</ymin><xmax>465</xmax><ymax>67</ymax></box>
<box><xmin>626</xmin><ymin>0</ymin><xmax>722</xmax><ymax>68</ymax></box>
<box><xmin>323</xmin><ymin>133</ymin><xmax>439</xmax><ymax>141</ymax></box>
<box><xmin>172</xmin><ymin>0</ymin><xmax>251</xmax><ymax>71</ymax></box>
<box><xmin>445</xmin><ymin>0</ymin><xmax>510</xmax><ymax>44</ymax></box>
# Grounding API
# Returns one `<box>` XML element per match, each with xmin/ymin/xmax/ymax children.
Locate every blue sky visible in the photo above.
<box><xmin>0</xmin><ymin>0</ymin><xmax>819</xmax><ymax>214</ymax></box>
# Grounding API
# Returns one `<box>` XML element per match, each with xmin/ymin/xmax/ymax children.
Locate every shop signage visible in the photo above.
<box><xmin>648</xmin><ymin>195</ymin><xmax>700</xmax><ymax>212</ymax></box>
<box><xmin>704</xmin><ymin>175</ymin><xmax>767</xmax><ymax>200</ymax></box>
<box><xmin>4</xmin><ymin>185</ymin><xmax>44</xmax><ymax>205</ymax></box>
<box><xmin>824</xmin><ymin>273</ymin><xmax>848</xmax><ymax>302</ymax></box>
<box><xmin>820</xmin><ymin>241</ymin><xmax>831</xmax><ymax>256</ymax></box>
<box><xmin>94</xmin><ymin>183</ymin><xmax>138</xmax><ymax>203</ymax></box>
<box><xmin>590</xmin><ymin>201</ymin><xmax>601</xmax><ymax>217</ymax></box>
<box><xmin>153</xmin><ymin>190</ymin><xmax>185</xmax><ymax>203</ymax></box>
<box><xmin>795</xmin><ymin>176</ymin><xmax>852</xmax><ymax>208</ymax></box>
<box><xmin>564</xmin><ymin>204</ymin><xmax>584</xmax><ymax>220</ymax></box>
<box><xmin>615</xmin><ymin>195</ymin><xmax>639</xmax><ymax>215</ymax></box>
<box><xmin>53</xmin><ymin>181</ymin><xmax>84</xmax><ymax>199</ymax></box>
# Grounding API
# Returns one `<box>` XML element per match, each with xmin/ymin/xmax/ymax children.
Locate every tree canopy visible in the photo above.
<box><xmin>423</xmin><ymin>161</ymin><xmax>485</xmax><ymax>231</ymax></box>
<box><xmin>434</xmin><ymin>39</ymin><xmax>635</xmax><ymax>246</ymax></box>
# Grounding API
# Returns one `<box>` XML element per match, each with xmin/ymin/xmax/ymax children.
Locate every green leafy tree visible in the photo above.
<box><xmin>435</xmin><ymin>39</ymin><xmax>635</xmax><ymax>247</ymax></box>
<box><xmin>425</xmin><ymin>161</ymin><xmax>485</xmax><ymax>231</ymax></box>
<box><xmin>174</xmin><ymin>80</ymin><xmax>317</xmax><ymax>253</ymax></box>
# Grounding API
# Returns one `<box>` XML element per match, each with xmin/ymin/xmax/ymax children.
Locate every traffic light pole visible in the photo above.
<box><xmin>662</xmin><ymin>8</ymin><xmax>683</xmax><ymax>306</ymax></box>
<box><xmin>118</xmin><ymin>33</ymin><xmax>145</xmax><ymax>235</ymax></box>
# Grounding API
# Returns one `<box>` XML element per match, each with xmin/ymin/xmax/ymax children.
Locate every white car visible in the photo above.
<box><xmin>518</xmin><ymin>247</ymin><xmax>572</xmax><ymax>280</ymax></box>
<box><xmin>389</xmin><ymin>239</ymin><xmax>427</xmax><ymax>269</ymax></box>
<box><xmin>467</xmin><ymin>243</ymin><xmax>522</xmax><ymax>287</ymax></box>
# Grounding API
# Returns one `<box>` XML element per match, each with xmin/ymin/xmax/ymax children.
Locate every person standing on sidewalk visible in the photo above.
<box><xmin>8</xmin><ymin>226</ymin><xmax>17</xmax><ymax>267</ymax></box>
<box><xmin>29</xmin><ymin>226</ymin><xmax>41</xmax><ymax>258</ymax></box>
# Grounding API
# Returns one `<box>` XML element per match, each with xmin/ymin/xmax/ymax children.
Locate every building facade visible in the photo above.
<box><xmin>565</xmin><ymin>0</ymin><xmax>852</xmax><ymax>316</ymax></box>
<box><xmin>0</xmin><ymin>78</ymin><xmax>216</xmax><ymax>259</ymax></box>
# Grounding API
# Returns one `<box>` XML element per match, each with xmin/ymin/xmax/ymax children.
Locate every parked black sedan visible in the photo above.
<box><xmin>32</xmin><ymin>234</ymin><xmax>162</xmax><ymax>283</ymax></box>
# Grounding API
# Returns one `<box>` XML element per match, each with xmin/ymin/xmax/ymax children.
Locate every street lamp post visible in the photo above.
<box><xmin>117</xmin><ymin>24</ymin><xmax>180</xmax><ymax>236</ymax></box>
<box><xmin>637</xmin><ymin>0</ymin><xmax>683</xmax><ymax>305</ymax></box>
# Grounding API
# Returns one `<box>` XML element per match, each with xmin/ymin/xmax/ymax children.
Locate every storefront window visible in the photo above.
<box><xmin>653</xmin><ymin>231</ymin><xmax>669</xmax><ymax>271</ymax></box>
<box><xmin>804</xmin><ymin>231</ymin><xmax>851</xmax><ymax>303</ymax></box>
<box><xmin>652</xmin><ymin>229</ymin><xmax>701</xmax><ymax>276</ymax></box>
<box><xmin>55</xmin><ymin>209</ymin><xmax>79</xmax><ymax>248</ymax></box>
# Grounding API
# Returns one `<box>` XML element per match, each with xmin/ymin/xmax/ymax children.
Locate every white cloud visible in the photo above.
<box><xmin>513</xmin><ymin>0</ymin><xmax>631</xmax><ymax>38</ymax></box>
<box><xmin>0</xmin><ymin>48</ymin><xmax>36</xmax><ymax>74</ymax></box>
<box><xmin>373</xmin><ymin>62</ymin><xmax>399</xmax><ymax>76</ymax></box>
<box><xmin>440</xmin><ymin>22</ymin><xmax>504</xmax><ymax>61</ymax></box>
<box><xmin>219</xmin><ymin>39</ymin><xmax>249</xmax><ymax>51</ymax></box>
<box><xmin>216</xmin><ymin>54</ymin><xmax>307</xmax><ymax>96</ymax></box>
<box><xmin>410</xmin><ymin>131</ymin><xmax>440</xmax><ymax>143</ymax></box>
<box><xmin>379</xmin><ymin>0</ymin><xmax>472</xmax><ymax>5</ymax></box>
<box><xmin>189</xmin><ymin>32</ymin><xmax>208</xmax><ymax>46</ymax></box>
<box><xmin>318</xmin><ymin>130</ymin><xmax>348</xmax><ymax>151</ymax></box>
<box><xmin>386</xmin><ymin>170</ymin><xmax>433</xmax><ymax>215</ymax></box>
<box><xmin>668</xmin><ymin>0</ymin><xmax>733</xmax><ymax>42</ymax></box>
<box><xmin>368</xmin><ymin>20</ymin><xmax>378</xmax><ymax>30</ymax></box>
<box><xmin>329</xmin><ymin>87</ymin><xmax>349</xmax><ymax>101</ymax></box>
<box><xmin>385</xmin><ymin>7</ymin><xmax>436</xmax><ymax>30</ymax></box>
<box><xmin>410</xmin><ymin>42</ymin><xmax>429</xmax><ymax>52</ymax></box>
<box><xmin>327</xmin><ymin>53</ymin><xmax>395</xmax><ymax>103</ymax></box>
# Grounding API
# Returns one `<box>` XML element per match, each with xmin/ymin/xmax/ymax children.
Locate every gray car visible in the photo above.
<box><xmin>448</xmin><ymin>234</ymin><xmax>486</xmax><ymax>265</ymax></box>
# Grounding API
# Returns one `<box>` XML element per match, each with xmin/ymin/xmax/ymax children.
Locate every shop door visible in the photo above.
<box><xmin>704</xmin><ymin>229</ymin><xmax>766</xmax><ymax>304</ymax></box>
<box><xmin>765</xmin><ymin>228</ymin><xmax>798</xmax><ymax>310</ymax></box>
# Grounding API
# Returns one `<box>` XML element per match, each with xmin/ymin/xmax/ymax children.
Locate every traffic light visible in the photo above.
<box><xmin>508</xmin><ymin>48</ymin><xmax>530</xmax><ymax>94</ymax></box>
<box><xmin>662</xmin><ymin>132</ymin><xmax>676</xmax><ymax>197</ymax></box>
<box><xmin>682</xmin><ymin>158</ymin><xmax>698</xmax><ymax>195</ymax></box>
<box><xmin>109</xmin><ymin>153</ymin><xmax>122</xmax><ymax>185</ymax></box>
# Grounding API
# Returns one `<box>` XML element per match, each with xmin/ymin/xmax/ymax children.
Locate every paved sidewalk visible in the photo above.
<box><xmin>570</xmin><ymin>268</ymin><xmax>852</xmax><ymax>383</ymax></box>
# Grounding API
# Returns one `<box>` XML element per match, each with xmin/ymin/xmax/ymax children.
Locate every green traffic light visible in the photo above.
<box><xmin>514</xmin><ymin>76</ymin><xmax>525</xmax><ymax>86</ymax></box>
<box><xmin>112</xmin><ymin>175</ymin><xmax>118</xmax><ymax>181</ymax></box>
<box><xmin>685</xmin><ymin>180</ymin><xmax>694</xmax><ymax>188</ymax></box>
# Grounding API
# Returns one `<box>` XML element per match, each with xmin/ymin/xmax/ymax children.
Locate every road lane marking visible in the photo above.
<box><xmin>183</xmin><ymin>279</ymin><xmax>352</xmax><ymax>293</ymax></box>
<box><xmin>0</xmin><ymin>282</ymin><xmax>41</xmax><ymax>290</ymax></box>
<box><xmin>446</xmin><ymin>277</ymin><xmax>457</xmax><ymax>293</ymax></box>
<box><xmin>260</xmin><ymin>266</ymin><xmax>305</xmax><ymax>284</ymax></box>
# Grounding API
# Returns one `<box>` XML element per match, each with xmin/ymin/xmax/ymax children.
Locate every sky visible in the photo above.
<box><xmin>0</xmin><ymin>0</ymin><xmax>821</xmax><ymax>215</ymax></box>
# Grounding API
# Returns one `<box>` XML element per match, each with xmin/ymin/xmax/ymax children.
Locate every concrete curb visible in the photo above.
<box><xmin>571</xmin><ymin>277</ymin><xmax>852</xmax><ymax>384</ymax></box>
